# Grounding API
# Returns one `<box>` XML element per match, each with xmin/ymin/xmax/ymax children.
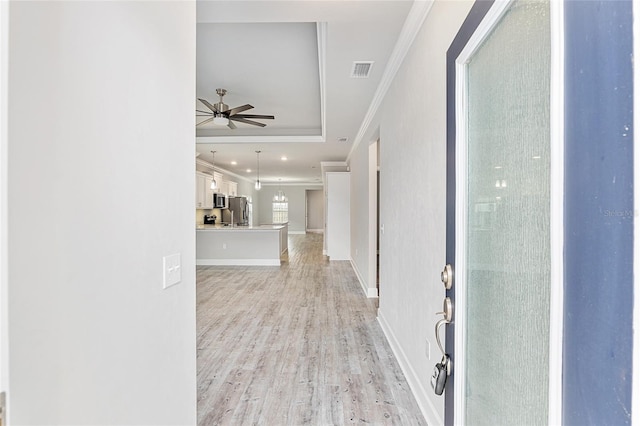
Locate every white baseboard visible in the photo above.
<box><xmin>350</xmin><ymin>259</ymin><xmax>378</xmax><ymax>298</ymax></box>
<box><xmin>377</xmin><ymin>312</ymin><xmax>443</xmax><ymax>426</ymax></box>
<box><xmin>306</xmin><ymin>229</ymin><xmax>324</xmax><ymax>234</ymax></box>
<box><xmin>289</xmin><ymin>230</ymin><xmax>306</xmax><ymax>235</ymax></box>
<box><xmin>196</xmin><ymin>259</ymin><xmax>280</xmax><ymax>266</ymax></box>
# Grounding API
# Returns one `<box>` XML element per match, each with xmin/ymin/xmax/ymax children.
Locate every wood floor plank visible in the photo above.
<box><xmin>197</xmin><ymin>233</ymin><xmax>426</xmax><ymax>425</ymax></box>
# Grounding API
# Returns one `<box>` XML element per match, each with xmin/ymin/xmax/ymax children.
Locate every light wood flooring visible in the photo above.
<box><xmin>196</xmin><ymin>233</ymin><xmax>426</xmax><ymax>425</ymax></box>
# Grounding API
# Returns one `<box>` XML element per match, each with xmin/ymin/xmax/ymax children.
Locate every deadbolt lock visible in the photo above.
<box><xmin>441</xmin><ymin>264</ymin><xmax>453</xmax><ymax>290</ymax></box>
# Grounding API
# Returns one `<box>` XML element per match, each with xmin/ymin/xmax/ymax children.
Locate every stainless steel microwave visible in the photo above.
<box><xmin>213</xmin><ymin>193</ymin><xmax>227</xmax><ymax>208</ymax></box>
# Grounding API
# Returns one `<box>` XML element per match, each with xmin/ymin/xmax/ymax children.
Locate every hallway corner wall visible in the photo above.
<box><xmin>349</xmin><ymin>137</ymin><xmax>376</xmax><ymax>297</ymax></box>
<box><xmin>7</xmin><ymin>2</ymin><xmax>196</xmax><ymax>424</ymax></box>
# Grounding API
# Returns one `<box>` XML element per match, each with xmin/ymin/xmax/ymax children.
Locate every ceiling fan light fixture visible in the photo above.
<box><xmin>213</xmin><ymin>115</ymin><xmax>229</xmax><ymax>125</ymax></box>
<box><xmin>196</xmin><ymin>88</ymin><xmax>274</xmax><ymax>128</ymax></box>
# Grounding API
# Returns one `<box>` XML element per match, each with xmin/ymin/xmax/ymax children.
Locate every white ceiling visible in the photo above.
<box><xmin>195</xmin><ymin>0</ymin><xmax>417</xmax><ymax>184</ymax></box>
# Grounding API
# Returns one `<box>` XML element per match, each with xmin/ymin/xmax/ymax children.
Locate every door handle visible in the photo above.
<box><xmin>435</xmin><ymin>297</ymin><xmax>453</xmax><ymax>373</ymax></box>
<box><xmin>435</xmin><ymin>319</ymin><xmax>450</xmax><ymax>362</ymax></box>
<box><xmin>435</xmin><ymin>298</ymin><xmax>452</xmax><ymax>356</ymax></box>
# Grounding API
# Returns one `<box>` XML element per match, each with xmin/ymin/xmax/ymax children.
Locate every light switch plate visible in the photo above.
<box><xmin>163</xmin><ymin>253</ymin><xmax>181</xmax><ymax>289</ymax></box>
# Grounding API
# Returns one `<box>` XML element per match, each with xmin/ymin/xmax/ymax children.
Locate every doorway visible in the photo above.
<box><xmin>372</xmin><ymin>140</ymin><xmax>380</xmax><ymax>295</ymax></box>
<box><xmin>305</xmin><ymin>189</ymin><xmax>323</xmax><ymax>233</ymax></box>
<box><xmin>444</xmin><ymin>0</ymin><xmax>635</xmax><ymax>424</ymax></box>
<box><xmin>443</xmin><ymin>0</ymin><xmax>560</xmax><ymax>424</ymax></box>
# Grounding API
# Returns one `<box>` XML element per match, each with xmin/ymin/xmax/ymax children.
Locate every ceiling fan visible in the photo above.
<box><xmin>196</xmin><ymin>88</ymin><xmax>275</xmax><ymax>129</ymax></box>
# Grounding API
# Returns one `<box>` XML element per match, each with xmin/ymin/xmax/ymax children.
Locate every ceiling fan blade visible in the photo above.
<box><xmin>198</xmin><ymin>98</ymin><xmax>219</xmax><ymax>113</ymax></box>
<box><xmin>233</xmin><ymin>114</ymin><xmax>275</xmax><ymax>120</ymax></box>
<box><xmin>196</xmin><ymin>109</ymin><xmax>213</xmax><ymax>115</ymax></box>
<box><xmin>229</xmin><ymin>116</ymin><xmax>267</xmax><ymax>127</ymax></box>
<box><xmin>227</xmin><ymin>120</ymin><xmax>237</xmax><ymax>130</ymax></box>
<box><xmin>227</xmin><ymin>104</ymin><xmax>253</xmax><ymax>116</ymax></box>
<box><xmin>196</xmin><ymin>117</ymin><xmax>214</xmax><ymax>126</ymax></box>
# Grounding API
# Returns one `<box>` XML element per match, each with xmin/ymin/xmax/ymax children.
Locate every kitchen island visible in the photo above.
<box><xmin>196</xmin><ymin>223</ymin><xmax>288</xmax><ymax>266</ymax></box>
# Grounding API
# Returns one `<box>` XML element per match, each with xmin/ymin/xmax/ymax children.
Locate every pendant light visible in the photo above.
<box><xmin>210</xmin><ymin>151</ymin><xmax>218</xmax><ymax>190</ymax></box>
<box><xmin>255</xmin><ymin>150</ymin><xmax>262</xmax><ymax>190</ymax></box>
<box><xmin>273</xmin><ymin>178</ymin><xmax>287</xmax><ymax>202</ymax></box>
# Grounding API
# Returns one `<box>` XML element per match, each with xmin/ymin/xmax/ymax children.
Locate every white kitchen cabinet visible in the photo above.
<box><xmin>219</xmin><ymin>179</ymin><xmax>237</xmax><ymax>196</ymax></box>
<box><xmin>325</xmin><ymin>172</ymin><xmax>350</xmax><ymax>260</ymax></box>
<box><xmin>196</xmin><ymin>172</ymin><xmax>214</xmax><ymax>209</ymax></box>
<box><xmin>219</xmin><ymin>180</ymin><xmax>228</xmax><ymax>196</ymax></box>
<box><xmin>196</xmin><ymin>173</ymin><xmax>205</xmax><ymax>208</ymax></box>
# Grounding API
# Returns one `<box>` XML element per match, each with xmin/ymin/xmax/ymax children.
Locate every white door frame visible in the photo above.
<box><xmin>633</xmin><ymin>0</ymin><xmax>639</xmax><ymax>423</ymax></box>
<box><xmin>0</xmin><ymin>0</ymin><xmax>9</xmax><ymax>417</ymax></box>
<box><xmin>367</xmin><ymin>139</ymin><xmax>378</xmax><ymax>298</ymax></box>
<box><xmin>453</xmin><ymin>1</ymin><xmax>564</xmax><ymax>424</ymax></box>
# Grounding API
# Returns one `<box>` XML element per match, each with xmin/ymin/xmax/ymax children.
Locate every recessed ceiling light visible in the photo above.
<box><xmin>532</xmin><ymin>155</ymin><xmax>541</xmax><ymax>159</ymax></box>
<box><xmin>231</xmin><ymin>161</ymin><xmax>237</xmax><ymax>165</ymax></box>
<box><xmin>281</xmin><ymin>156</ymin><xmax>288</xmax><ymax>161</ymax></box>
<box><xmin>246</xmin><ymin>169</ymin><xmax>252</xmax><ymax>173</ymax></box>
<box><xmin>494</xmin><ymin>166</ymin><xmax>503</xmax><ymax>169</ymax></box>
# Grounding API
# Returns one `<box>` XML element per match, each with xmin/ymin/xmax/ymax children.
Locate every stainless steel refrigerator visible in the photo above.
<box><xmin>223</xmin><ymin>196</ymin><xmax>249</xmax><ymax>225</ymax></box>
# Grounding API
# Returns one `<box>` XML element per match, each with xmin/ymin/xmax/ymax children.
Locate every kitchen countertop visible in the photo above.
<box><xmin>196</xmin><ymin>224</ymin><xmax>287</xmax><ymax>231</ymax></box>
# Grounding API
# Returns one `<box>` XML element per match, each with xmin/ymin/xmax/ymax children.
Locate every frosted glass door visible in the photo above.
<box><xmin>461</xmin><ymin>1</ymin><xmax>550</xmax><ymax>424</ymax></box>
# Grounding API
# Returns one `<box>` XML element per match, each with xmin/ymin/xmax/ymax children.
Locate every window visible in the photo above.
<box><xmin>272</xmin><ymin>201</ymin><xmax>288</xmax><ymax>223</ymax></box>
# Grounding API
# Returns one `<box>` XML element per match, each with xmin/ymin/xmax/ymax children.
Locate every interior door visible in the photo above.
<box><xmin>444</xmin><ymin>0</ymin><xmax>554</xmax><ymax>424</ymax></box>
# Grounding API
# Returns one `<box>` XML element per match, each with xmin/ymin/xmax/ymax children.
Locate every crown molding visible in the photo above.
<box><xmin>346</xmin><ymin>0</ymin><xmax>435</xmax><ymax>162</ymax></box>
<box><xmin>260</xmin><ymin>182</ymin><xmax>323</xmax><ymax>187</ymax></box>
<box><xmin>320</xmin><ymin>161</ymin><xmax>348</xmax><ymax>167</ymax></box>
<box><xmin>195</xmin><ymin>158</ymin><xmax>254</xmax><ymax>183</ymax></box>
<box><xmin>196</xmin><ymin>135</ymin><xmax>325</xmax><ymax>144</ymax></box>
<box><xmin>196</xmin><ymin>23</ymin><xmax>326</xmax><ymax>146</ymax></box>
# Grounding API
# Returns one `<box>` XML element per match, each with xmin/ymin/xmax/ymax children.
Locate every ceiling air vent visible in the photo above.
<box><xmin>350</xmin><ymin>61</ymin><xmax>374</xmax><ymax>78</ymax></box>
<box><xmin>337</xmin><ymin>137</ymin><xmax>349</xmax><ymax>143</ymax></box>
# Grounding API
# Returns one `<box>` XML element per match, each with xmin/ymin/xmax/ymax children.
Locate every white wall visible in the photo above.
<box><xmin>349</xmin><ymin>1</ymin><xmax>473</xmax><ymax>424</ymax></box>
<box><xmin>326</xmin><ymin>172</ymin><xmax>351</xmax><ymax>260</ymax></box>
<box><xmin>257</xmin><ymin>184</ymin><xmax>322</xmax><ymax>233</ymax></box>
<box><xmin>8</xmin><ymin>2</ymin><xmax>196</xmax><ymax>424</ymax></box>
